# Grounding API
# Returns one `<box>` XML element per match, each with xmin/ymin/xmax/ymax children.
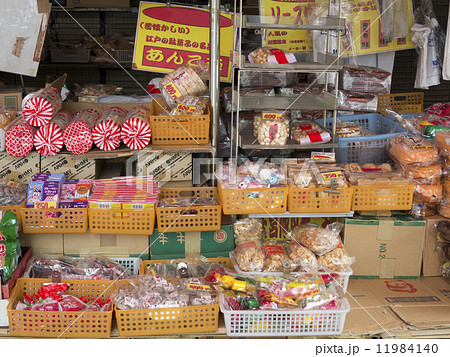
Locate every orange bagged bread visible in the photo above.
<box><xmin>435</xmin><ymin>131</ymin><xmax>450</xmax><ymax>155</ymax></box>
<box><xmin>414</xmin><ymin>183</ymin><xmax>443</xmax><ymax>203</ymax></box>
<box><xmin>438</xmin><ymin>202</ymin><xmax>450</xmax><ymax>218</ymax></box>
<box><xmin>409</xmin><ymin>200</ymin><xmax>438</xmax><ymax>218</ymax></box>
<box><xmin>403</xmin><ymin>163</ymin><xmax>442</xmax><ymax>185</ymax></box>
<box><xmin>389</xmin><ymin>134</ymin><xmax>439</xmax><ymax>166</ymax></box>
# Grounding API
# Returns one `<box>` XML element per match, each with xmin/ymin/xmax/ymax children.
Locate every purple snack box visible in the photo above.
<box><xmin>60</xmin><ymin>201</ymin><xmax>88</xmax><ymax>209</ymax></box>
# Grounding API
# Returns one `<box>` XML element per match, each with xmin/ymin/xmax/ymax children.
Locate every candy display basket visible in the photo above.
<box><xmin>150</xmin><ymin>98</ymin><xmax>210</xmax><ymax>145</ymax></box>
<box><xmin>156</xmin><ymin>187</ymin><xmax>221</xmax><ymax>233</ymax></box>
<box><xmin>7</xmin><ymin>278</ymin><xmax>114</xmax><ymax>338</ymax></box>
<box><xmin>0</xmin><ymin>201</ymin><xmax>26</xmax><ymax>231</ymax></box>
<box><xmin>220</xmin><ymin>296</ymin><xmax>350</xmax><ymax>337</ymax></box>
<box><xmin>288</xmin><ymin>185</ymin><xmax>353</xmax><ymax>213</ymax></box>
<box><xmin>21</xmin><ymin>207</ymin><xmax>88</xmax><ymax>233</ymax></box>
<box><xmin>88</xmin><ymin>208</ymin><xmax>155</xmax><ymax>235</ymax></box>
<box><xmin>218</xmin><ymin>182</ymin><xmax>288</xmax><ymax>215</ymax></box>
<box><xmin>110</xmin><ymin>257</ymin><xmax>142</xmax><ymax>275</ymax></box>
<box><xmin>350</xmin><ymin>183</ymin><xmax>415</xmax><ymax>211</ymax></box>
<box><xmin>377</xmin><ymin>92</ymin><xmax>424</xmax><ymax>116</ymax></box>
<box><xmin>140</xmin><ymin>257</ymin><xmax>233</xmax><ymax>275</ymax></box>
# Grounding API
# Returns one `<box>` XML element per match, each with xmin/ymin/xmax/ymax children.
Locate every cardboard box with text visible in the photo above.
<box><xmin>0</xmin><ymin>152</ymin><xmax>40</xmax><ymax>182</ymax></box>
<box><xmin>423</xmin><ymin>215</ymin><xmax>448</xmax><ymax>277</ymax></box>
<box><xmin>41</xmin><ymin>154</ymin><xmax>96</xmax><ymax>179</ymax></box>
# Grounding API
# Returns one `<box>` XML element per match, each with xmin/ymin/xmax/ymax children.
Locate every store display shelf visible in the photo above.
<box><xmin>242</xmin><ymin>15</ymin><xmax>345</xmax><ymax>31</ymax></box>
<box><xmin>235</xmin><ymin>91</ymin><xmax>338</xmax><ymax>110</ymax></box>
<box><xmin>239</xmin><ymin>131</ymin><xmax>337</xmax><ymax>150</ymax></box>
<box><xmin>247</xmin><ymin>211</ymin><xmax>355</xmax><ymax>218</ymax></box>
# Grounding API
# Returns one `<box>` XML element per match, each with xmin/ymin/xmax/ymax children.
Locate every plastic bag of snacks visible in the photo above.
<box><xmin>0</xmin><ymin>210</ymin><xmax>20</xmax><ymax>283</ymax></box>
<box><xmin>234</xmin><ymin>241</ymin><xmax>264</xmax><ymax>272</ymax></box>
<box><xmin>169</xmin><ymin>96</ymin><xmax>209</xmax><ymax>116</ymax></box>
<box><xmin>288</xmin><ymin>222</ymin><xmax>343</xmax><ymax>256</ymax></box>
<box><xmin>257</xmin><ymin>274</ymin><xmax>326</xmax><ymax>301</ymax></box>
<box><xmin>285</xmin><ymin>241</ymin><xmax>320</xmax><ymax>271</ymax></box>
<box><xmin>409</xmin><ymin>200</ymin><xmax>438</xmax><ymax>218</ymax></box>
<box><xmin>160</xmin><ymin>64</ymin><xmax>208</xmax><ymax>108</ymax></box>
<box><xmin>435</xmin><ymin>220</ymin><xmax>450</xmax><ymax>277</ymax></box>
<box><xmin>335</xmin><ymin>121</ymin><xmax>364</xmax><ymax>137</ymax></box>
<box><xmin>257</xmin><ymin>117</ymin><xmax>290</xmax><ymax>146</ymax></box>
<box><xmin>317</xmin><ymin>246</ymin><xmax>355</xmax><ymax>272</ymax></box>
<box><xmin>0</xmin><ymin>181</ymin><xmax>27</xmax><ymax>206</ymax></box>
<box><xmin>414</xmin><ymin>183</ymin><xmax>443</xmax><ymax>203</ymax></box>
<box><xmin>262</xmin><ymin>240</ymin><xmax>292</xmax><ymax>272</ymax></box>
<box><xmin>248</xmin><ymin>48</ymin><xmax>297</xmax><ymax>64</ymax></box>
<box><xmin>233</xmin><ymin>218</ymin><xmax>264</xmax><ymax>245</ymax></box>
<box><xmin>253</xmin><ymin>111</ymin><xmax>288</xmax><ymax>137</ymax></box>
<box><xmin>389</xmin><ymin>134</ymin><xmax>439</xmax><ymax>167</ymax></box>
<box><xmin>435</xmin><ymin>131</ymin><xmax>450</xmax><ymax>155</ymax></box>
<box><xmin>290</xmin><ymin>122</ymin><xmax>331</xmax><ymax>145</ymax></box>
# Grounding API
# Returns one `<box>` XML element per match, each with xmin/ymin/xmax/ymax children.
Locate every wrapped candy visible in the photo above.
<box><xmin>92</xmin><ymin>107</ymin><xmax>127</xmax><ymax>151</ymax></box>
<box><xmin>257</xmin><ymin>274</ymin><xmax>326</xmax><ymax>301</ymax></box>
<box><xmin>5</xmin><ymin>117</ymin><xmax>36</xmax><ymax>157</ymax></box>
<box><xmin>34</xmin><ymin>111</ymin><xmax>74</xmax><ymax>156</ymax></box>
<box><xmin>120</xmin><ymin>105</ymin><xmax>151</xmax><ymax>150</ymax></box>
<box><xmin>22</xmin><ymin>87</ymin><xmax>62</xmax><ymax>127</ymax></box>
<box><xmin>63</xmin><ymin>109</ymin><xmax>100</xmax><ymax>154</ymax></box>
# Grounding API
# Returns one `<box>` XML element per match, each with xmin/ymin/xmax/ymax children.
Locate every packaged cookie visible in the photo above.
<box><xmin>257</xmin><ymin>118</ymin><xmax>289</xmax><ymax>146</ymax></box>
<box><xmin>286</xmin><ymin>241</ymin><xmax>320</xmax><ymax>271</ymax></box>
<box><xmin>169</xmin><ymin>96</ymin><xmax>209</xmax><ymax>116</ymax></box>
<box><xmin>389</xmin><ymin>134</ymin><xmax>439</xmax><ymax>167</ymax></box>
<box><xmin>403</xmin><ymin>163</ymin><xmax>442</xmax><ymax>185</ymax></box>
<box><xmin>233</xmin><ymin>218</ymin><xmax>264</xmax><ymax>245</ymax></box>
<box><xmin>290</xmin><ymin>125</ymin><xmax>331</xmax><ymax>145</ymax></box>
<box><xmin>248</xmin><ymin>48</ymin><xmax>296</xmax><ymax>65</ymax></box>
<box><xmin>335</xmin><ymin>122</ymin><xmax>363</xmax><ymax>137</ymax></box>
<box><xmin>409</xmin><ymin>200</ymin><xmax>438</xmax><ymax>218</ymax></box>
<box><xmin>414</xmin><ymin>184</ymin><xmax>443</xmax><ymax>203</ymax></box>
<box><xmin>435</xmin><ymin>131</ymin><xmax>450</xmax><ymax>155</ymax></box>
<box><xmin>288</xmin><ymin>222</ymin><xmax>343</xmax><ymax>256</ymax></box>
<box><xmin>262</xmin><ymin>240</ymin><xmax>292</xmax><ymax>272</ymax></box>
<box><xmin>317</xmin><ymin>247</ymin><xmax>355</xmax><ymax>272</ymax></box>
<box><xmin>234</xmin><ymin>241</ymin><xmax>264</xmax><ymax>272</ymax></box>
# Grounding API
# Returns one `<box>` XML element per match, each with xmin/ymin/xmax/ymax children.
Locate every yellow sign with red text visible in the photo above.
<box><xmin>133</xmin><ymin>2</ymin><xmax>233</xmax><ymax>82</ymax></box>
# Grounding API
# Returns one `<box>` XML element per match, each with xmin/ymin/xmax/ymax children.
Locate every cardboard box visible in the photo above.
<box><xmin>0</xmin><ymin>89</ymin><xmax>22</xmax><ymax>111</ymax></box>
<box><xmin>41</xmin><ymin>154</ymin><xmax>96</xmax><ymax>179</ymax></box>
<box><xmin>342</xmin><ymin>277</ymin><xmax>450</xmax><ymax>337</ymax></box>
<box><xmin>64</xmin><ymin>0</ymin><xmax>130</xmax><ymax>8</ymax></box>
<box><xmin>136</xmin><ymin>151</ymin><xmax>192</xmax><ymax>182</ymax></box>
<box><xmin>261</xmin><ymin>217</ymin><xmax>335</xmax><ymax>240</ymax></box>
<box><xmin>19</xmin><ymin>233</ymin><xmax>63</xmax><ymax>255</ymax></box>
<box><xmin>64</xmin><ymin>231</ymin><xmax>149</xmax><ymax>258</ymax></box>
<box><xmin>342</xmin><ymin>215</ymin><xmax>426</xmax><ymax>279</ymax></box>
<box><xmin>0</xmin><ymin>152</ymin><xmax>40</xmax><ymax>182</ymax></box>
<box><xmin>423</xmin><ymin>215</ymin><xmax>448</xmax><ymax>277</ymax></box>
<box><xmin>149</xmin><ymin>217</ymin><xmax>234</xmax><ymax>259</ymax></box>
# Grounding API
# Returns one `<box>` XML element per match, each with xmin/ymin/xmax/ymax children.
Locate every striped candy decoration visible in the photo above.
<box><xmin>22</xmin><ymin>87</ymin><xmax>62</xmax><ymax>127</ymax></box>
<box><xmin>63</xmin><ymin>109</ymin><xmax>100</xmax><ymax>155</ymax></box>
<box><xmin>92</xmin><ymin>107</ymin><xmax>127</xmax><ymax>151</ymax></box>
<box><xmin>34</xmin><ymin>111</ymin><xmax>74</xmax><ymax>156</ymax></box>
<box><xmin>121</xmin><ymin>105</ymin><xmax>151</xmax><ymax>150</ymax></box>
<box><xmin>5</xmin><ymin>118</ymin><xmax>36</xmax><ymax>157</ymax></box>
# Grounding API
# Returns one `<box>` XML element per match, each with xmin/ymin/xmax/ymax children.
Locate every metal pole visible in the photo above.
<box><xmin>210</xmin><ymin>0</ymin><xmax>221</xmax><ymax>186</ymax></box>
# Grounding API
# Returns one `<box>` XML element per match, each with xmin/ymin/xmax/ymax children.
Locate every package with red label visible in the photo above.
<box><xmin>262</xmin><ymin>240</ymin><xmax>292</xmax><ymax>272</ymax></box>
<box><xmin>120</xmin><ymin>105</ymin><xmax>151</xmax><ymax>150</ymax></box>
<box><xmin>22</xmin><ymin>87</ymin><xmax>63</xmax><ymax>127</ymax></box>
<box><xmin>257</xmin><ymin>118</ymin><xmax>290</xmax><ymax>146</ymax></box>
<box><xmin>290</xmin><ymin>122</ymin><xmax>331</xmax><ymax>145</ymax></box>
<box><xmin>248</xmin><ymin>48</ymin><xmax>297</xmax><ymax>65</ymax></box>
<box><xmin>234</xmin><ymin>241</ymin><xmax>264</xmax><ymax>272</ymax></box>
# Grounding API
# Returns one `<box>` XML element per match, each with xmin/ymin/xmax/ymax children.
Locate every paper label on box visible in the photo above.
<box><xmin>320</xmin><ymin>171</ymin><xmax>344</xmax><ymax>180</ymax></box>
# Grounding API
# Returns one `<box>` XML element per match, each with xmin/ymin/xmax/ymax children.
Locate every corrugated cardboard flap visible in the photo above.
<box><xmin>79</xmin><ymin>246</ymin><xmax>130</xmax><ymax>257</ymax></box>
<box><xmin>185</xmin><ymin>231</ymin><xmax>201</xmax><ymax>258</ymax></box>
<box><xmin>390</xmin><ymin>305</ymin><xmax>450</xmax><ymax>329</ymax></box>
<box><xmin>377</xmin><ymin>217</ymin><xmax>394</xmax><ymax>241</ymax></box>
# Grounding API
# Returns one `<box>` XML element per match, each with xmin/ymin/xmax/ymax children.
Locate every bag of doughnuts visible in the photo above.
<box><xmin>317</xmin><ymin>246</ymin><xmax>355</xmax><ymax>272</ymax></box>
<box><xmin>435</xmin><ymin>131</ymin><xmax>450</xmax><ymax>155</ymax></box>
<box><xmin>389</xmin><ymin>134</ymin><xmax>439</xmax><ymax>167</ymax></box>
<box><xmin>233</xmin><ymin>218</ymin><xmax>264</xmax><ymax>245</ymax></box>
<box><xmin>414</xmin><ymin>183</ymin><xmax>443</xmax><ymax>203</ymax></box>
<box><xmin>288</xmin><ymin>222</ymin><xmax>343</xmax><ymax>256</ymax></box>
<box><xmin>403</xmin><ymin>163</ymin><xmax>442</xmax><ymax>185</ymax></box>
<box><xmin>285</xmin><ymin>241</ymin><xmax>320</xmax><ymax>271</ymax></box>
<box><xmin>234</xmin><ymin>241</ymin><xmax>264</xmax><ymax>272</ymax></box>
<box><xmin>262</xmin><ymin>240</ymin><xmax>292</xmax><ymax>272</ymax></box>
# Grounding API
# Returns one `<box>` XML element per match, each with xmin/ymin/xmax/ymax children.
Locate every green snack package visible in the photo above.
<box><xmin>422</xmin><ymin>125</ymin><xmax>450</xmax><ymax>138</ymax></box>
<box><xmin>0</xmin><ymin>210</ymin><xmax>20</xmax><ymax>283</ymax></box>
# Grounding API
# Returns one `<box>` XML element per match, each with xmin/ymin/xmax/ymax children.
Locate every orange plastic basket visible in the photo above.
<box><xmin>288</xmin><ymin>186</ymin><xmax>353</xmax><ymax>213</ymax></box>
<box><xmin>88</xmin><ymin>208</ymin><xmax>155</xmax><ymax>235</ymax></box>
<box><xmin>350</xmin><ymin>183</ymin><xmax>415</xmax><ymax>211</ymax></box>
<box><xmin>140</xmin><ymin>257</ymin><xmax>233</xmax><ymax>275</ymax></box>
<box><xmin>7</xmin><ymin>278</ymin><xmax>114</xmax><ymax>338</ymax></box>
<box><xmin>21</xmin><ymin>207</ymin><xmax>88</xmax><ymax>233</ymax></box>
<box><xmin>150</xmin><ymin>98</ymin><xmax>210</xmax><ymax>145</ymax></box>
<box><xmin>157</xmin><ymin>187</ymin><xmax>221</xmax><ymax>232</ymax></box>
<box><xmin>218</xmin><ymin>182</ymin><xmax>288</xmax><ymax>215</ymax></box>
<box><xmin>377</xmin><ymin>92</ymin><xmax>424</xmax><ymax>116</ymax></box>
<box><xmin>0</xmin><ymin>201</ymin><xmax>25</xmax><ymax>231</ymax></box>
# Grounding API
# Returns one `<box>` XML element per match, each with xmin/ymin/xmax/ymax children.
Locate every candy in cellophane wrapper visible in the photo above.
<box><xmin>169</xmin><ymin>96</ymin><xmax>209</xmax><ymax>116</ymax></box>
<box><xmin>222</xmin><ymin>290</ymin><xmax>260</xmax><ymax>311</ymax></box>
<box><xmin>248</xmin><ymin>47</ymin><xmax>297</xmax><ymax>64</ymax></box>
<box><xmin>183</xmin><ymin>277</ymin><xmax>218</xmax><ymax>306</ymax></box>
<box><xmin>233</xmin><ymin>218</ymin><xmax>264</xmax><ymax>245</ymax></box>
<box><xmin>158</xmin><ymin>197</ymin><xmax>218</xmax><ymax>208</ymax></box>
<box><xmin>288</xmin><ymin>222</ymin><xmax>343</xmax><ymax>256</ymax></box>
<box><xmin>234</xmin><ymin>241</ymin><xmax>264</xmax><ymax>272</ymax></box>
<box><xmin>257</xmin><ymin>274</ymin><xmax>326</xmax><ymax>301</ymax></box>
<box><xmin>286</xmin><ymin>241</ymin><xmax>320</xmax><ymax>271</ymax></box>
<box><xmin>144</xmin><ymin>258</ymin><xmax>226</xmax><ymax>279</ymax></box>
<box><xmin>262</xmin><ymin>240</ymin><xmax>293</xmax><ymax>272</ymax></box>
<box><xmin>301</xmin><ymin>283</ymin><xmax>343</xmax><ymax>310</ymax></box>
<box><xmin>205</xmin><ymin>267</ymin><xmax>257</xmax><ymax>294</ymax></box>
<box><xmin>317</xmin><ymin>246</ymin><xmax>355</xmax><ymax>272</ymax></box>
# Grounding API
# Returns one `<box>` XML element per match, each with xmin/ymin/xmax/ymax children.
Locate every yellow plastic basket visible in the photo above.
<box><xmin>288</xmin><ymin>186</ymin><xmax>353</xmax><ymax>213</ymax></box>
<box><xmin>218</xmin><ymin>182</ymin><xmax>288</xmax><ymax>215</ymax></box>
<box><xmin>7</xmin><ymin>278</ymin><xmax>114</xmax><ymax>338</ymax></box>
<box><xmin>157</xmin><ymin>187</ymin><xmax>221</xmax><ymax>232</ymax></box>
<box><xmin>350</xmin><ymin>183</ymin><xmax>415</xmax><ymax>211</ymax></box>
<box><xmin>140</xmin><ymin>257</ymin><xmax>233</xmax><ymax>275</ymax></box>
<box><xmin>88</xmin><ymin>208</ymin><xmax>155</xmax><ymax>235</ymax></box>
<box><xmin>0</xmin><ymin>201</ymin><xmax>25</xmax><ymax>231</ymax></box>
<box><xmin>150</xmin><ymin>98</ymin><xmax>210</xmax><ymax>145</ymax></box>
<box><xmin>21</xmin><ymin>207</ymin><xmax>88</xmax><ymax>233</ymax></box>
<box><xmin>377</xmin><ymin>92</ymin><xmax>424</xmax><ymax>116</ymax></box>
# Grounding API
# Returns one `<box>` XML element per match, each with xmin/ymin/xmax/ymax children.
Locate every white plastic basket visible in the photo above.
<box><xmin>229</xmin><ymin>251</ymin><xmax>352</xmax><ymax>292</ymax></box>
<box><xmin>110</xmin><ymin>257</ymin><xmax>142</xmax><ymax>276</ymax></box>
<box><xmin>220</xmin><ymin>296</ymin><xmax>350</xmax><ymax>337</ymax></box>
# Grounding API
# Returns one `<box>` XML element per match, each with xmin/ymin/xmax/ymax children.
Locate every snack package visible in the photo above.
<box><xmin>335</xmin><ymin>121</ymin><xmax>363</xmax><ymax>137</ymax></box>
<box><xmin>288</xmin><ymin>222</ymin><xmax>343</xmax><ymax>256</ymax></box>
<box><xmin>253</xmin><ymin>111</ymin><xmax>288</xmax><ymax>137</ymax></box>
<box><xmin>346</xmin><ymin>171</ymin><xmax>409</xmax><ymax>186</ymax></box>
<box><xmin>301</xmin><ymin>284</ymin><xmax>342</xmax><ymax>310</ymax></box>
<box><xmin>169</xmin><ymin>96</ymin><xmax>209</xmax><ymax>116</ymax></box>
<box><xmin>438</xmin><ymin>201</ymin><xmax>450</xmax><ymax>219</ymax></box>
<box><xmin>435</xmin><ymin>221</ymin><xmax>450</xmax><ymax>276</ymax></box>
<box><xmin>233</xmin><ymin>218</ymin><xmax>264</xmax><ymax>245</ymax></box>
<box><xmin>409</xmin><ymin>200</ymin><xmax>438</xmax><ymax>218</ymax></box>
<box><xmin>337</xmin><ymin>90</ymin><xmax>378</xmax><ymax>112</ymax></box>
<box><xmin>5</xmin><ymin>117</ymin><xmax>37</xmax><ymax>157</ymax></box>
<box><xmin>389</xmin><ymin>134</ymin><xmax>439</xmax><ymax>167</ymax></box>
<box><xmin>290</xmin><ymin>123</ymin><xmax>331</xmax><ymax>145</ymax></box>
<box><xmin>92</xmin><ymin>107</ymin><xmax>127</xmax><ymax>151</ymax></box>
<box><xmin>286</xmin><ymin>241</ymin><xmax>320</xmax><ymax>271</ymax></box>
<box><xmin>0</xmin><ymin>108</ymin><xmax>15</xmax><ymax>152</ymax></box>
<box><xmin>158</xmin><ymin>197</ymin><xmax>218</xmax><ymax>207</ymax></box>
<box><xmin>0</xmin><ymin>181</ymin><xmax>27</xmax><ymax>206</ymax></box>
<box><xmin>248</xmin><ymin>48</ymin><xmax>297</xmax><ymax>64</ymax></box>
<box><xmin>414</xmin><ymin>183</ymin><xmax>443</xmax><ymax>203</ymax></box>
<box><xmin>262</xmin><ymin>240</ymin><xmax>292</xmax><ymax>272</ymax></box>
<box><xmin>234</xmin><ymin>241</ymin><xmax>264</xmax><ymax>272</ymax></box>
<box><xmin>317</xmin><ymin>247</ymin><xmax>355</xmax><ymax>272</ymax></box>
<box><xmin>0</xmin><ymin>210</ymin><xmax>20</xmax><ymax>283</ymax></box>
<box><xmin>257</xmin><ymin>118</ymin><xmax>290</xmax><ymax>146</ymax></box>
<box><xmin>403</xmin><ymin>163</ymin><xmax>442</xmax><ymax>185</ymax></box>
<box><xmin>257</xmin><ymin>274</ymin><xmax>326</xmax><ymax>301</ymax></box>
<box><xmin>22</xmin><ymin>87</ymin><xmax>62</xmax><ymax>127</ymax></box>
<box><xmin>341</xmin><ymin>65</ymin><xmax>392</xmax><ymax>94</ymax></box>
<box><xmin>160</xmin><ymin>65</ymin><xmax>208</xmax><ymax>108</ymax></box>
<box><xmin>120</xmin><ymin>105</ymin><xmax>151</xmax><ymax>150</ymax></box>
<box><xmin>63</xmin><ymin>109</ymin><xmax>100</xmax><ymax>155</ymax></box>
<box><xmin>222</xmin><ymin>290</ymin><xmax>260</xmax><ymax>310</ymax></box>
<box><xmin>435</xmin><ymin>131</ymin><xmax>450</xmax><ymax>155</ymax></box>
<box><xmin>34</xmin><ymin>111</ymin><xmax>74</xmax><ymax>156</ymax></box>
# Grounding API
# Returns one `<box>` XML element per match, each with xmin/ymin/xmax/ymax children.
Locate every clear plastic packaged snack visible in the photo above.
<box><xmin>169</xmin><ymin>96</ymin><xmax>209</xmax><ymax>116</ymax></box>
<box><xmin>234</xmin><ymin>241</ymin><xmax>264</xmax><ymax>272</ymax></box>
<box><xmin>335</xmin><ymin>121</ymin><xmax>363</xmax><ymax>137</ymax></box>
<box><xmin>290</xmin><ymin>123</ymin><xmax>331</xmax><ymax>145</ymax></box>
<box><xmin>414</xmin><ymin>183</ymin><xmax>443</xmax><ymax>203</ymax></box>
<box><xmin>389</xmin><ymin>134</ymin><xmax>439</xmax><ymax>167</ymax></box>
<box><xmin>409</xmin><ymin>200</ymin><xmax>438</xmax><ymax>218</ymax></box>
<box><xmin>257</xmin><ymin>274</ymin><xmax>326</xmax><ymax>301</ymax></box>
<box><xmin>286</xmin><ymin>241</ymin><xmax>320</xmax><ymax>271</ymax></box>
<box><xmin>288</xmin><ymin>222</ymin><xmax>343</xmax><ymax>256</ymax></box>
<box><xmin>317</xmin><ymin>247</ymin><xmax>355</xmax><ymax>272</ymax></box>
<box><xmin>262</xmin><ymin>240</ymin><xmax>292</xmax><ymax>272</ymax></box>
<box><xmin>403</xmin><ymin>163</ymin><xmax>442</xmax><ymax>185</ymax></box>
<box><xmin>234</xmin><ymin>218</ymin><xmax>264</xmax><ymax>245</ymax></box>
<box><xmin>341</xmin><ymin>65</ymin><xmax>392</xmax><ymax>94</ymax></box>
<box><xmin>435</xmin><ymin>131</ymin><xmax>450</xmax><ymax>155</ymax></box>
<box><xmin>248</xmin><ymin>48</ymin><xmax>297</xmax><ymax>64</ymax></box>
<box><xmin>0</xmin><ymin>181</ymin><xmax>27</xmax><ymax>206</ymax></box>
<box><xmin>257</xmin><ymin>118</ymin><xmax>290</xmax><ymax>146</ymax></box>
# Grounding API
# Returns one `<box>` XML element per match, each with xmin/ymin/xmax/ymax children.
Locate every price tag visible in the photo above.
<box><xmin>418</xmin><ymin>120</ymin><xmax>433</xmax><ymax>127</ymax></box>
<box><xmin>412</xmin><ymin>145</ymin><xmax>433</xmax><ymax>150</ymax></box>
<box><xmin>320</xmin><ymin>171</ymin><xmax>344</xmax><ymax>180</ymax></box>
<box><xmin>164</xmin><ymin>81</ymin><xmax>182</xmax><ymax>101</ymax></box>
<box><xmin>262</xmin><ymin>112</ymin><xmax>282</xmax><ymax>120</ymax></box>
<box><xmin>7</xmin><ymin>181</ymin><xmax>19</xmax><ymax>188</ymax></box>
<box><xmin>348</xmin><ymin>164</ymin><xmax>363</xmax><ymax>173</ymax></box>
<box><xmin>186</xmin><ymin>283</ymin><xmax>213</xmax><ymax>291</ymax></box>
<box><xmin>176</xmin><ymin>104</ymin><xmax>196</xmax><ymax>113</ymax></box>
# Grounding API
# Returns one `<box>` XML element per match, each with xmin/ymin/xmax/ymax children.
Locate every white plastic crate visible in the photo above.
<box><xmin>220</xmin><ymin>296</ymin><xmax>350</xmax><ymax>337</ymax></box>
<box><xmin>110</xmin><ymin>257</ymin><xmax>141</xmax><ymax>276</ymax></box>
<box><xmin>229</xmin><ymin>252</ymin><xmax>352</xmax><ymax>292</ymax></box>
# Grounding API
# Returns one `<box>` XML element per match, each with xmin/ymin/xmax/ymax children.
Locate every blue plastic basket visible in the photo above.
<box><xmin>314</xmin><ymin>114</ymin><xmax>409</xmax><ymax>164</ymax></box>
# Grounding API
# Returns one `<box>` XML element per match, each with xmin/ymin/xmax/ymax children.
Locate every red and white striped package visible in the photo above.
<box><xmin>92</xmin><ymin>107</ymin><xmax>127</xmax><ymax>151</ymax></box>
<box><xmin>34</xmin><ymin>111</ymin><xmax>74</xmax><ymax>156</ymax></box>
<box><xmin>5</xmin><ymin>117</ymin><xmax>37</xmax><ymax>157</ymax></box>
<box><xmin>121</xmin><ymin>105</ymin><xmax>151</xmax><ymax>150</ymax></box>
<box><xmin>63</xmin><ymin>109</ymin><xmax>100</xmax><ymax>155</ymax></box>
<box><xmin>22</xmin><ymin>87</ymin><xmax>62</xmax><ymax>127</ymax></box>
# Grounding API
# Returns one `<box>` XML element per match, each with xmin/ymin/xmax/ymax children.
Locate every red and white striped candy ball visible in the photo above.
<box><xmin>63</xmin><ymin>121</ymin><xmax>93</xmax><ymax>155</ymax></box>
<box><xmin>121</xmin><ymin>117</ymin><xmax>152</xmax><ymax>150</ymax></box>
<box><xmin>22</xmin><ymin>96</ymin><xmax>54</xmax><ymax>127</ymax></box>
<box><xmin>5</xmin><ymin>121</ymin><xmax>36</xmax><ymax>157</ymax></box>
<box><xmin>92</xmin><ymin>120</ymin><xmax>121</xmax><ymax>151</ymax></box>
<box><xmin>34</xmin><ymin>123</ymin><xmax>64</xmax><ymax>156</ymax></box>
